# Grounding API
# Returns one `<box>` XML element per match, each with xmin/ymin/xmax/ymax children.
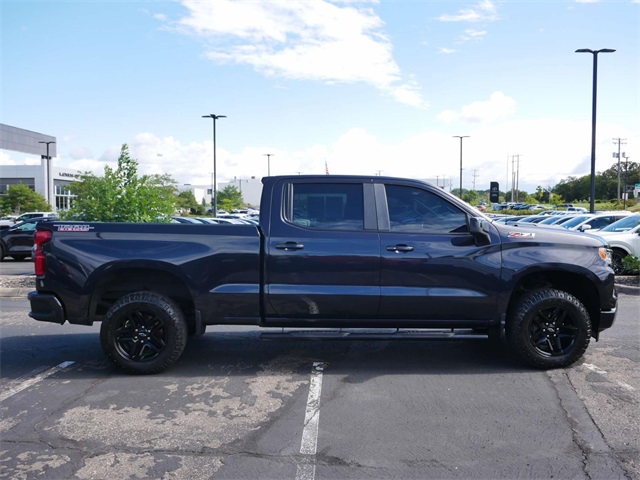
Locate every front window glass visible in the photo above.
<box><xmin>385</xmin><ymin>185</ymin><xmax>467</xmax><ymax>234</ymax></box>
<box><xmin>290</xmin><ymin>183</ymin><xmax>364</xmax><ymax>230</ymax></box>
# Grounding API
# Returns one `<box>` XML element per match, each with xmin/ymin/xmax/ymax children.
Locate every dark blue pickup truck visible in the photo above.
<box><xmin>28</xmin><ymin>175</ymin><xmax>618</xmax><ymax>374</ymax></box>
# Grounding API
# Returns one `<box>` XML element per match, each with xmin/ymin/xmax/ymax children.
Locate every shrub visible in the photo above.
<box><xmin>621</xmin><ymin>254</ymin><xmax>640</xmax><ymax>275</ymax></box>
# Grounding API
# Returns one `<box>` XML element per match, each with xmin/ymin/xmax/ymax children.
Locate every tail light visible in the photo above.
<box><xmin>34</xmin><ymin>229</ymin><xmax>52</xmax><ymax>276</ymax></box>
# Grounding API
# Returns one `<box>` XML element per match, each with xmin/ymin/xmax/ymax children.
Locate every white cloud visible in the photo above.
<box><xmin>173</xmin><ymin>0</ymin><xmax>424</xmax><ymax>107</ymax></box>
<box><xmin>437</xmin><ymin>0</ymin><xmax>499</xmax><ymax>23</ymax></box>
<box><xmin>12</xmin><ymin>119</ymin><xmax>634</xmax><ymax>199</ymax></box>
<box><xmin>438</xmin><ymin>92</ymin><xmax>517</xmax><ymax>124</ymax></box>
<box><xmin>438</xmin><ymin>47</ymin><xmax>457</xmax><ymax>54</ymax></box>
<box><xmin>458</xmin><ymin>29</ymin><xmax>488</xmax><ymax>42</ymax></box>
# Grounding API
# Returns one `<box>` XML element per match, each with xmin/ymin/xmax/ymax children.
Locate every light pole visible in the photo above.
<box><xmin>453</xmin><ymin>135</ymin><xmax>469</xmax><ymax>199</ymax></box>
<box><xmin>38</xmin><ymin>140</ymin><xmax>55</xmax><ymax>208</ymax></box>
<box><xmin>264</xmin><ymin>153</ymin><xmax>274</xmax><ymax>176</ymax></box>
<box><xmin>202</xmin><ymin>114</ymin><xmax>226</xmax><ymax>216</ymax></box>
<box><xmin>622</xmin><ymin>153</ymin><xmax>629</xmax><ymax>210</ymax></box>
<box><xmin>575</xmin><ymin>48</ymin><xmax>615</xmax><ymax>213</ymax></box>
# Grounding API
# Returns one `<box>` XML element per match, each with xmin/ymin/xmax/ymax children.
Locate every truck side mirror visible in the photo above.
<box><xmin>469</xmin><ymin>216</ymin><xmax>491</xmax><ymax>246</ymax></box>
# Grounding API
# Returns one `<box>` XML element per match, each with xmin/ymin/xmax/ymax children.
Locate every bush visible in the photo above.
<box><xmin>621</xmin><ymin>254</ymin><xmax>640</xmax><ymax>275</ymax></box>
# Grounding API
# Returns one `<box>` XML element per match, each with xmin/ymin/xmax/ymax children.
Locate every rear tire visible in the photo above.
<box><xmin>506</xmin><ymin>288</ymin><xmax>591</xmax><ymax>369</ymax></box>
<box><xmin>100</xmin><ymin>291</ymin><xmax>187</xmax><ymax>374</ymax></box>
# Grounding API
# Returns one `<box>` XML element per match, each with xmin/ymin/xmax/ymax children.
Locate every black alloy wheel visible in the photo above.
<box><xmin>100</xmin><ymin>292</ymin><xmax>187</xmax><ymax>374</ymax></box>
<box><xmin>507</xmin><ymin>288</ymin><xmax>591</xmax><ymax>369</ymax></box>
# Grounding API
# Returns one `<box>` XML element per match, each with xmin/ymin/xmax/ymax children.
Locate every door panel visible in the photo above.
<box><xmin>378</xmin><ymin>184</ymin><xmax>501</xmax><ymax>322</ymax></box>
<box><xmin>266</xmin><ymin>181</ymin><xmax>380</xmax><ymax>322</ymax></box>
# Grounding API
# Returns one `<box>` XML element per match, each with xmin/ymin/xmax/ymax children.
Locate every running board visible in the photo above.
<box><xmin>260</xmin><ymin>328</ymin><xmax>490</xmax><ymax>341</ymax></box>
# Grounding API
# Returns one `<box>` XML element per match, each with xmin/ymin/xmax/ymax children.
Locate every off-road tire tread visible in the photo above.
<box><xmin>100</xmin><ymin>291</ymin><xmax>187</xmax><ymax>374</ymax></box>
<box><xmin>507</xmin><ymin>288</ymin><xmax>591</xmax><ymax>369</ymax></box>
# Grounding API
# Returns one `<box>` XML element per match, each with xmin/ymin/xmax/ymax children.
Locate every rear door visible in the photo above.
<box><xmin>265</xmin><ymin>178</ymin><xmax>380</xmax><ymax>323</ymax></box>
<box><xmin>377</xmin><ymin>182</ymin><xmax>502</xmax><ymax>323</ymax></box>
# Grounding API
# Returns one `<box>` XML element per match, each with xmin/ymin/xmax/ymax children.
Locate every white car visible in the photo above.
<box><xmin>562</xmin><ymin>211</ymin><xmax>632</xmax><ymax>232</ymax></box>
<box><xmin>588</xmin><ymin>213</ymin><xmax>640</xmax><ymax>274</ymax></box>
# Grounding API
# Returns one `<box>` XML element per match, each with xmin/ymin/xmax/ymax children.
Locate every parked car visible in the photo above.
<box><xmin>170</xmin><ymin>216</ymin><xmax>206</xmax><ymax>224</ymax></box>
<box><xmin>0</xmin><ymin>216</ymin><xmax>18</xmax><ymax>230</ymax></box>
<box><xmin>15</xmin><ymin>212</ymin><xmax>58</xmax><ymax>223</ymax></box>
<box><xmin>563</xmin><ymin>211</ymin><xmax>632</xmax><ymax>233</ymax></box>
<box><xmin>537</xmin><ymin>214</ymin><xmax>579</xmax><ymax>227</ymax></box>
<box><xmin>589</xmin><ymin>213</ymin><xmax>640</xmax><ymax>274</ymax></box>
<box><xmin>0</xmin><ymin>218</ymin><xmax>56</xmax><ymax>261</ymax></box>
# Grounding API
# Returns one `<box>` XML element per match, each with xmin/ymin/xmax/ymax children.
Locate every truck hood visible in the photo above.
<box><xmin>491</xmin><ymin>221</ymin><xmax>607</xmax><ymax>248</ymax></box>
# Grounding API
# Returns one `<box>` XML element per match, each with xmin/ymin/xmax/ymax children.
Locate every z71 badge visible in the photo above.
<box><xmin>508</xmin><ymin>231</ymin><xmax>535</xmax><ymax>238</ymax></box>
<box><xmin>55</xmin><ymin>224</ymin><xmax>94</xmax><ymax>232</ymax></box>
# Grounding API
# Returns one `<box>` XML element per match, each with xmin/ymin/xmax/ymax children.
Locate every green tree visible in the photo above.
<box><xmin>216</xmin><ymin>185</ymin><xmax>244</xmax><ymax>213</ymax></box>
<box><xmin>64</xmin><ymin>144</ymin><xmax>177</xmax><ymax>222</ymax></box>
<box><xmin>0</xmin><ymin>184</ymin><xmax>52</xmax><ymax>215</ymax></box>
<box><xmin>175</xmin><ymin>190</ymin><xmax>204</xmax><ymax>215</ymax></box>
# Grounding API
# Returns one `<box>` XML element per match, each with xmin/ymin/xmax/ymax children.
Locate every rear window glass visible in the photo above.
<box><xmin>289</xmin><ymin>183</ymin><xmax>364</xmax><ymax>230</ymax></box>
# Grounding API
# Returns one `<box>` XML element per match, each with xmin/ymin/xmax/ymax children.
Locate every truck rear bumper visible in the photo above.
<box><xmin>28</xmin><ymin>291</ymin><xmax>66</xmax><ymax>325</ymax></box>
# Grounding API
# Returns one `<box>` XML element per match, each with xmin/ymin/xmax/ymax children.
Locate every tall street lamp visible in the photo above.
<box><xmin>202</xmin><ymin>114</ymin><xmax>226</xmax><ymax>216</ymax></box>
<box><xmin>264</xmin><ymin>153</ymin><xmax>274</xmax><ymax>176</ymax></box>
<box><xmin>622</xmin><ymin>153</ymin><xmax>630</xmax><ymax>210</ymax></box>
<box><xmin>575</xmin><ymin>48</ymin><xmax>616</xmax><ymax>213</ymax></box>
<box><xmin>38</xmin><ymin>140</ymin><xmax>56</xmax><ymax>207</ymax></box>
<box><xmin>453</xmin><ymin>135</ymin><xmax>469</xmax><ymax>199</ymax></box>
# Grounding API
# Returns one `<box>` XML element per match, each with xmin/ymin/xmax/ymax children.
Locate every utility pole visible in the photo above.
<box><xmin>453</xmin><ymin>135</ymin><xmax>469</xmax><ymax>199</ymax></box>
<box><xmin>515</xmin><ymin>154</ymin><xmax>522</xmax><ymax>203</ymax></box>
<box><xmin>264</xmin><ymin>153</ymin><xmax>274</xmax><ymax>176</ymax></box>
<box><xmin>613</xmin><ymin>138</ymin><xmax>626</xmax><ymax>205</ymax></box>
<box><xmin>511</xmin><ymin>155</ymin><xmax>517</xmax><ymax>202</ymax></box>
<box><xmin>472</xmin><ymin>169</ymin><xmax>479</xmax><ymax>191</ymax></box>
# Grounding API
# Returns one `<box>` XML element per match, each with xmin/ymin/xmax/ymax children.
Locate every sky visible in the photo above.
<box><xmin>2</xmin><ymin>0</ymin><xmax>639</xmax><ymax>195</ymax></box>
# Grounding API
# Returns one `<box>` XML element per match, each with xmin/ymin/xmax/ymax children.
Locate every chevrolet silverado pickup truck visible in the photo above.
<box><xmin>28</xmin><ymin>175</ymin><xmax>618</xmax><ymax>374</ymax></box>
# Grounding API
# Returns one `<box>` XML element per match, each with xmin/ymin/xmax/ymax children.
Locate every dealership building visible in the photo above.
<box><xmin>0</xmin><ymin>124</ymin><xmax>81</xmax><ymax>212</ymax></box>
<box><xmin>1</xmin><ymin>123</ymin><xmax>265</xmax><ymax>211</ymax></box>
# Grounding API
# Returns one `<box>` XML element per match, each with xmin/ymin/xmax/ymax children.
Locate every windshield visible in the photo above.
<box><xmin>599</xmin><ymin>214</ymin><xmax>640</xmax><ymax>232</ymax></box>
<box><xmin>560</xmin><ymin>215</ymin><xmax>593</xmax><ymax>228</ymax></box>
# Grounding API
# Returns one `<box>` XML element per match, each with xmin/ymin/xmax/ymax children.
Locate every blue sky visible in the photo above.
<box><xmin>2</xmin><ymin>0</ymin><xmax>639</xmax><ymax>194</ymax></box>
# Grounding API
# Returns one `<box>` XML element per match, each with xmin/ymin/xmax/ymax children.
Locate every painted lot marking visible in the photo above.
<box><xmin>0</xmin><ymin>361</ymin><xmax>75</xmax><ymax>402</ymax></box>
<box><xmin>296</xmin><ymin>361</ymin><xmax>325</xmax><ymax>480</ymax></box>
<box><xmin>584</xmin><ymin>363</ymin><xmax>635</xmax><ymax>391</ymax></box>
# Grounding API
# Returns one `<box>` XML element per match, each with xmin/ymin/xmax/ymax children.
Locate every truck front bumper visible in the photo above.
<box><xmin>598</xmin><ymin>307</ymin><xmax>617</xmax><ymax>332</ymax></box>
<box><xmin>28</xmin><ymin>291</ymin><xmax>66</xmax><ymax>325</ymax></box>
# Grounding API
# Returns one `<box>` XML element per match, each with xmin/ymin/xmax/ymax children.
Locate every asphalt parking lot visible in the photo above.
<box><xmin>1</xmin><ymin>290</ymin><xmax>638</xmax><ymax>479</ymax></box>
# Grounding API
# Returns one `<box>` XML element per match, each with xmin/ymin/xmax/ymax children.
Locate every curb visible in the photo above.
<box><xmin>616</xmin><ymin>284</ymin><xmax>640</xmax><ymax>295</ymax></box>
<box><xmin>0</xmin><ymin>288</ymin><xmax>34</xmax><ymax>298</ymax></box>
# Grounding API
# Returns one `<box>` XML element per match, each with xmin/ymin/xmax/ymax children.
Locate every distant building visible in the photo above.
<box><xmin>1</xmin><ymin>123</ymin><xmax>265</xmax><ymax>212</ymax></box>
<box><xmin>0</xmin><ymin>124</ymin><xmax>81</xmax><ymax>211</ymax></box>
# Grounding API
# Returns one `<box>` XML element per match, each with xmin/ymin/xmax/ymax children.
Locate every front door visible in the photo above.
<box><xmin>378</xmin><ymin>183</ymin><xmax>501</xmax><ymax>324</ymax></box>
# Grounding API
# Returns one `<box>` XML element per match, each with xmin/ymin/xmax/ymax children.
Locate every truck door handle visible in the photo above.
<box><xmin>386</xmin><ymin>244</ymin><xmax>414</xmax><ymax>252</ymax></box>
<box><xmin>276</xmin><ymin>242</ymin><xmax>305</xmax><ymax>250</ymax></box>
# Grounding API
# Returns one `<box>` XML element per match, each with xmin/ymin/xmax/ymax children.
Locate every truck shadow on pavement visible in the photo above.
<box><xmin>0</xmin><ymin>329</ymin><xmax>529</xmax><ymax>381</ymax></box>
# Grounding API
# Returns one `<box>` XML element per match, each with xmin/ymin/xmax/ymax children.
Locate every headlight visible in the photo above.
<box><xmin>598</xmin><ymin>246</ymin><xmax>612</xmax><ymax>266</ymax></box>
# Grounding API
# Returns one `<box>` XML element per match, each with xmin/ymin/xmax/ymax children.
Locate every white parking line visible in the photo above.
<box><xmin>0</xmin><ymin>361</ymin><xmax>75</xmax><ymax>402</ymax></box>
<box><xmin>296</xmin><ymin>361</ymin><xmax>326</xmax><ymax>480</ymax></box>
<box><xmin>584</xmin><ymin>363</ymin><xmax>635</xmax><ymax>391</ymax></box>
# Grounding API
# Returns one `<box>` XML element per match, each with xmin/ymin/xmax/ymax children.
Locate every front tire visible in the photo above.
<box><xmin>611</xmin><ymin>249</ymin><xmax>627</xmax><ymax>274</ymax></box>
<box><xmin>506</xmin><ymin>288</ymin><xmax>591</xmax><ymax>369</ymax></box>
<box><xmin>100</xmin><ymin>291</ymin><xmax>187</xmax><ymax>374</ymax></box>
